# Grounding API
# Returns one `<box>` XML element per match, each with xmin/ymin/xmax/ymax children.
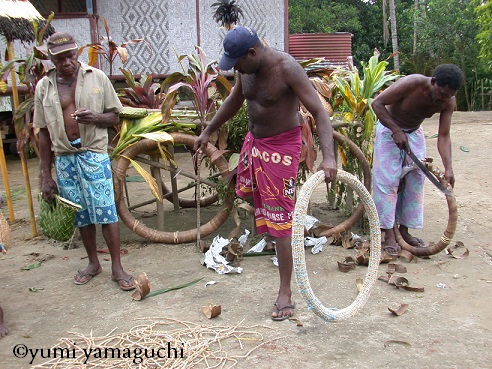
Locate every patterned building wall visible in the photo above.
<box><xmin>97</xmin><ymin>0</ymin><xmax>285</xmax><ymax>76</ymax></box>
<box><xmin>97</xmin><ymin>0</ymin><xmax>198</xmax><ymax>76</ymax></box>
<box><xmin>0</xmin><ymin>0</ymin><xmax>285</xmax><ymax>79</ymax></box>
<box><xmin>51</xmin><ymin>18</ymin><xmax>92</xmax><ymax>65</ymax></box>
<box><xmin>200</xmin><ymin>0</ymin><xmax>285</xmax><ymax>64</ymax></box>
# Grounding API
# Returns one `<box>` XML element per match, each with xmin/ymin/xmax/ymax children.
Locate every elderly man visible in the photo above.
<box><xmin>194</xmin><ymin>26</ymin><xmax>337</xmax><ymax>320</ymax></box>
<box><xmin>371</xmin><ymin>64</ymin><xmax>464</xmax><ymax>255</ymax></box>
<box><xmin>33</xmin><ymin>32</ymin><xmax>134</xmax><ymax>290</ymax></box>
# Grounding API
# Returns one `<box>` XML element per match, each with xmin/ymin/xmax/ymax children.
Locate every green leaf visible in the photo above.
<box><xmin>143</xmin><ymin>278</ymin><xmax>203</xmax><ymax>299</ymax></box>
<box><xmin>28</xmin><ymin>287</ymin><xmax>44</xmax><ymax>292</ymax></box>
<box><xmin>228</xmin><ymin>153</ymin><xmax>240</xmax><ymax>171</ymax></box>
<box><xmin>0</xmin><ymin>80</ymin><xmax>7</xmax><ymax>93</ymax></box>
<box><xmin>126</xmin><ymin>157</ymin><xmax>162</xmax><ymax>201</ymax></box>
<box><xmin>135</xmin><ymin>131</ymin><xmax>174</xmax><ymax>143</ymax></box>
<box><xmin>425</xmin><ymin>133</ymin><xmax>438</xmax><ymax>139</ymax></box>
<box><xmin>21</xmin><ymin>261</ymin><xmax>42</xmax><ymax>270</ymax></box>
<box><xmin>460</xmin><ymin>146</ymin><xmax>469</xmax><ymax>152</ymax></box>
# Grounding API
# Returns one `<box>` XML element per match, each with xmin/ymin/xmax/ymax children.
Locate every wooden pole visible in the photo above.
<box><xmin>0</xmin><ymin>134</ymin><xmax>15</xmax><ymax>221</ymax></box>
<box><xmin>7</xmin><ymin>40</ymin><xmax>37</xmax><ymax>236</ymax></box>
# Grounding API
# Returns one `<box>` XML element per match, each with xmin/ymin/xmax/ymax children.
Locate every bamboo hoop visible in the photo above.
<box><xmin>113</xmin><ymin>132</ymin><xmax>233</xmax><ymax>244</ymax></box>
<box><xmin>394</xmin><ymin>161</ymin><xmax>457</xmax><ymax>256</ymax></box>
<box><xmin>292</xmin><ymin>170</ymin><xmax>381</xmax><ymax>321</ymax></box>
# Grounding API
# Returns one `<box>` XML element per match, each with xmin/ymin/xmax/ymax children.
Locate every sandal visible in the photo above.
<box><xmin>111</xmin><ymin>275</ymin><xmax>136</xmax><ymax>291</ymax></box>
<box><xmin>271</xmin><ymin>302</ymin><xmax>296</xmax><ymax>321</ymax></box>
<box><xmin>382</xmin><ymin>244</ymin><xmax>400</xmax><ymax>257</ymax></box>
<box><xmin>74</xmin><ymin>268</ymin><xmax>102</xmax><ymax>285</ymax></box>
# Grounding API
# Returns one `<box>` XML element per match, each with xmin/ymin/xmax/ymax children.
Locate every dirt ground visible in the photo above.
<box><xmin>0</xmin><ymin>111</ymin><xmax>491</xmax><ymax>369</ymax></box>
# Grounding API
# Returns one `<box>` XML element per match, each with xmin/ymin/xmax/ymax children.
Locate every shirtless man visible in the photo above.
<box><xmin>33</xmin><ymin>32</ymin><xmax>134</xmax><ymax>290</ymax></box>
<box><xmin>194</xmin><ymin>26</ymin><xmax>337</xmax><ymax>320</ymax></box>
<box><xmin>371</xmin><ymin>64</ymin><xmax>464</xmax><ymax>255</ymax></box>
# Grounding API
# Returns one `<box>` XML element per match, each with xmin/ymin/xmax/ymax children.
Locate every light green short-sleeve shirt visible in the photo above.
<box><xmin>33</xmin><ymin>62</ymin><xmax>122</xmax><ymax>155</ymax></box>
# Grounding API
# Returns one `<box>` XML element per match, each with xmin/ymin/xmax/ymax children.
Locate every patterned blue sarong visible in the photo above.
<box><xmin>55</xmin><ymin>151</ymin><xmax>118</xmax><ymax>227</ymax></box>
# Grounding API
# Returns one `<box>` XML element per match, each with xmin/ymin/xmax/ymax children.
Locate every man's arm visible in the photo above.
<box><xmin>437</xmin><ymin>98</ymin><xmax>456</xmax><ymax>187</ymax></box>
<box><xmin>72</xmin><ymin>109</ymin><xmax>120</xmax><ymax>128</ymax></box>
<box><xmin>371</xmin><ymin>76</ymin><xmax>420</xmax><ymax>152</ymax></box>
<box><xmin>38</xmin><ymin>127</ymin><xmax>57</xmax><ymax>201</ymax></box>
<box><xmin>285</xmin><ymin>61</ymin><xmax>337</xmax><ymax>182</ymax></box>
<box><xmin>194</xmin><ymin>74</ymin><xmax>245</xmax><ymax>153</ymax></box>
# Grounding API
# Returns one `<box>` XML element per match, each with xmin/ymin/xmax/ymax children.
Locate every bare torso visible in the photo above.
<box><xmin>240</xmin><ymin>50</ymin><xmax>301</xmax><ymax>138</ymax></box>
<box><xmin>57</xmin><ymin>81</ymin><xmax>80</xmax><ymax>141</ymax></box>
<box><xmin>385</xmin><ymin>76</ymin><xmax>453</xmax><ymax>130</ymax></box>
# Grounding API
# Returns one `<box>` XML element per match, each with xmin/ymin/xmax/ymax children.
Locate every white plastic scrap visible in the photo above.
<box><xmin>271</xmin><ymin>256</ymin><xmax>279</xmax><ymax>267</ymax></box>
<box><xmin>305</xmin><ymin>215</ymin><xmax>319</xmax><ymax>231</ymax></box>
<box><xmin>203</xmin><ymin>235</ymin><xmax>243</xmax><ymax>274</ymax></box>
<box><xmin>238</xmin><ymin>229</ymin><xmax>250</xmax><ymax>247</ymax></box>
<box><xmin>248</xmin><ymin>238</ymin><xmax>269</xmax><ymax>253</ymax></box>
<box><xmin>305</xmin><ymin>236</ymin><xmax>328</xmax><ymax>254</ymax></box>
<box><xmin>351</xmin><ymin>232</ymin><xmax>362</xmax><ymax>243</ymax></box>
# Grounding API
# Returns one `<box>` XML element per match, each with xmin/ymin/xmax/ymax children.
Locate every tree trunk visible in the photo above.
<box><xmin>459</xmin><ymin>54</ymin><xmax>471</xmax><ymax>111</ymax></box>
<box><xmin>383</xmin><ymin>0</ymin><xmax>389</xmax><ymax>47</ymax></box>
<box><xmin>413</xmin><ymin>0</ymin><xmax>418</xmax><ymax>56</ymax></box>
<box><xmin>389</xmin><ymin>0</ymin><xmax>400</xmax><ymax>73</ymax></box>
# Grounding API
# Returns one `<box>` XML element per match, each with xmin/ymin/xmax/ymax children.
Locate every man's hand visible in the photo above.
<box><xmin>317</xmin><ymin>157</ymin><xmax>337</xmax><ymax>183</ymax></box>
<box><xmin>72</xmin><ymin>109</ymin><xmax>98</xmax><ymax>125</ymax></box>
<box><xmin>391</xmin><ymin>129</ymin><xmax>410</xmax><ymax>153</ymax></box>
<box><xmin>193</xmin><ymin>131</ymin><xmax>211</xmax><ymax>154</ymax></box>
<box><xmin>41</xmin><ymin>178</ymin><xmax>58</xmax><ymax>202</ymax></box>
<box><xmin>444</xmin><ymin>168</ymin><xmax>455</xmax><ymax>188</ymax></box>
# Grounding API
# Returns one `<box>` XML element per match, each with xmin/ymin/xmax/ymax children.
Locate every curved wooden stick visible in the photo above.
<box><xmin>113</xmin><ymin>132</ymin><xmax>233</xmax><ymax>244</ymax></box>
<box><xmin>394</xmin><ymin>161</ymin><xmax>458</xmax><ymax>256</ymax></box>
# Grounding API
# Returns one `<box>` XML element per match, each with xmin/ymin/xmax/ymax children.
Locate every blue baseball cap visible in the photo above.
<box><xmin>218</xmin><ymin>26</ymin><xmax>259</xmax><ymax>70</ymax></box>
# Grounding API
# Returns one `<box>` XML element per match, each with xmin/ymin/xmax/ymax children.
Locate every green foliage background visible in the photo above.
<box><xmin>289</xmin><ymin>0</ymin><xmax>492</xmax><ymax>112</ymax></box>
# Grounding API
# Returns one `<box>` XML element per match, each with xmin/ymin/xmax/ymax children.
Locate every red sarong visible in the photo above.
<box><xmin>236</xmin><ymin>127</ymin><xmax>302</xmax><ymax>237</ymax></box>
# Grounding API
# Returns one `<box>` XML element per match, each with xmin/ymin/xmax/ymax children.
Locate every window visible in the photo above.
<box><xmin>31</xmin><ymin>0</ymin><xmax>89</xmax><ymax>16</ymax></box>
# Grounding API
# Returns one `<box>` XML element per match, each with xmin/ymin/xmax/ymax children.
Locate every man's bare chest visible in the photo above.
<box><xmin>398</xmin><ymin>94</ymin><xmax>445</xmax><ymax>120</ymax></box>
<box><xmin>57</xmin><ymin>83</ymin><xmax>76</xmax><ymax>110</ymax></box>
<box><xmin>241</xmin><ymin>75</ymin><xmax>289</xmax><ymax>106</ymax></box>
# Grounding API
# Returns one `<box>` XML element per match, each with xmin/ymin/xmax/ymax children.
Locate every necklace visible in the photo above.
<box><xmin>56</xmin><ymin>67</ymin><xmax>79</xmax><ymax>87</ymax></box>
<box><xmin>56</xmin><ymin>77</ymin><xmax>76</xmax><ymax>87</ymax></box>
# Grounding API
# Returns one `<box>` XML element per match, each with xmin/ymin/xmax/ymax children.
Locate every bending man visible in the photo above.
<box><xmin>371</xmin><ymin>64</ymin><xmax>464</xmax><ymax>255</ymax></box>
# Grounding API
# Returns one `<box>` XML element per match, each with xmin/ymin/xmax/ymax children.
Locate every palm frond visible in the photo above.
<box><xmin>211</xmin><ymin>0</ymin><xmax>244</xmax><ymax>28</ymax></box>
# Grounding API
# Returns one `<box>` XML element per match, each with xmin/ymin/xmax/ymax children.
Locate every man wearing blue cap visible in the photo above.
<box><xmin>195</xmin><ymin>26</ymin><xmax>337</xmax><ymax>320</ymax></box>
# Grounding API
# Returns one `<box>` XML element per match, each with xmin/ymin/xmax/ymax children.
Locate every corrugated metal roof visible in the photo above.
<box><xmin>288</xmin><ymin>33</ymin><xmax>352</xmax><ymax>64</ymax></box>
